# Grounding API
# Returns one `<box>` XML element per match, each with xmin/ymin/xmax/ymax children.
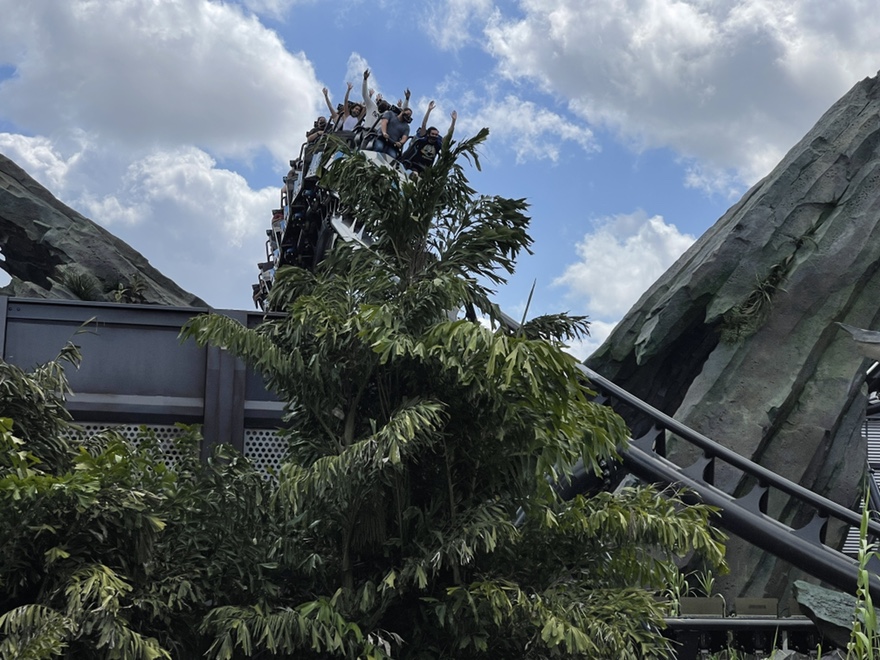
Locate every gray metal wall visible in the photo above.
<box><xmin>0</xmin><ymin>296</ymin><xmax>284</xmax><ymax>456</ymax></box>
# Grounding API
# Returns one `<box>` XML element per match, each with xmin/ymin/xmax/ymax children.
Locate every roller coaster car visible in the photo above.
<box><xmin>252</xmin><ymin>135</ymin><xmax>410</xmax><ymax>311</ymax></box>
<box><xmin>279</xmin><ymin>185</ymin><xmax>332</xmax><ymax>271</ymax></box>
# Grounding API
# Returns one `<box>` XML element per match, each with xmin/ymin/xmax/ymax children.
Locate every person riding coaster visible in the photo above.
<box><xmin>254</xmin><ymin>79</ymin><xmax>454</xmax><ymax>310</ymax></box>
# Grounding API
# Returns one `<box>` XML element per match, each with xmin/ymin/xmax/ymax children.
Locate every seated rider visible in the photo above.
<box><xmin>340</xmin><ymin>98</ymin><xmax>364</xmax><ymax>132</ymax></box>
<box><xmin>361</xmin><ymin>69</ymin><xmax>409</xmax><ymax>132</ymax></box>
<box><xmin>306</xmin><ymin>116</ymin><xmax>328</xmax><ymax>144</ymax></box>
<box><xmin>373</xmin><ymin>106</ymin><xmax>413</xmax><ymax>159</ymax></box>
<box><xmin>401</xmin><ymin>126</ymin><xmax>441</xmax><ymax>174</ymax></box>
<box><xmin>401</xmin><ymin>106</ymin><xmax>457</xmax><ymax>174</ymax></box>
<box><xmin>324</xmin><ymin>83</ymin><xmax>363</xmax><ymax>133</ymax></box>
<box><xmin>303</xmin><ymin>116</ymin><xmax>328</xmax><ymax>170</ymax></box>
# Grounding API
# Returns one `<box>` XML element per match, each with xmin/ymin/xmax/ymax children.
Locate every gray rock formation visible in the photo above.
<box><xmin>793</xmin><ymin>580</ymin><xmax>857</xmax><ymax>650</ymax></box>
<box><xmin>587</xmin><ymin>73</ymin><xmax>880</xmax><ymax>602</ymax></box>
<box><xmin>0</xmin><ymin>153</ymin><xmax>205</xmax><ymax>307</ymax></box>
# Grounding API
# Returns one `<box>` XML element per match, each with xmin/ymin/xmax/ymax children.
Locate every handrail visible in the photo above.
<box><xmin>622</xmin><ymin>441</ymin><xmax>880</xmax><ymax>600</ymax></box>
<box><xmin>577</xmin><ymin>363</ymin><xmax>880</xmax><ymax>600</ymax></box>
<box><xmin>578</xmin><ymin>364</ymin><xmax>880</xmax><ymax>539</ymax></box>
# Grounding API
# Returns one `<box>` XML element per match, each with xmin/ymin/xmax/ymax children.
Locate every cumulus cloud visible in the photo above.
<box><xmin>484</xmin><ymin>0</ymin><xmax>880</xmax><ymax>187</ymax></box>
<box><xmin>458</xmin><ymin>94</ymin><xmax>598</xmax><ymax>163</ymax></box>
<box><xmin>554</xmin><ymin>211</ymin><xmax>694</xmax><ymax>318</ymax></box>
<box><xmin>91</xmin><ymin>146</ymin><xmax>278</xmax><ymax>308</ymax></box>
<box><xmin>425</xmin><ymin>0</ymin><xmax>495</xmax><ymax>50</ymax></box>
<box><xmin>566</xmin><ymin>319</ymin><xmax>618</xmax><ymax>361</ymax></box>
<box><xmin>683</xmin><ymin>160</ymin><xmax>753</xmax><ymax>198</ymax></box>
<box><xmin>123</xmin><ymin>147</ymin><xmax>275</xmax><ymax>246</ymax></box>
<box><xmin>0</xmin><ymin>131</ymin><xmax>276</xmax><ymax>309</ymax></box>
<box><xmin>77</xmin><ymin>193</ymin><xmax>149</xmax><ymax>227</ymax></box>
<box><xmin>0</xmin><ymin>133</ymin><xmax>82</xmax><ymax>192</ymax></box>
<box><xmin>342</xmin><ymin>52</ymin><xmax>405</xmax><ymax>109</ymax></box>
<box><xmin>0</xmin><ymin>0</ymin><xmax>321</xmax><ymax>161</ymax></box>
<box><xmin>0</xmin><ymin>0</ymin><xmax>318</xmax><ymax>308</ymax></box>
<box><xmin>345</xmin><ymin>53</ymin><xmax>372</xmax><ymax>91</ymax></box>
<box><xmin>343</xmin><ymin>52</ymin><xmax>389</xmax><ymax>104</ymax></box>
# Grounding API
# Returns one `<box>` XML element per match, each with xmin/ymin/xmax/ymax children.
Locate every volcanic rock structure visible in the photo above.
<box><xmin>0</xmin><ymin>153</ymin><xmax>204</xmax><ymax>307</ymax></box>
<box><xmin>588</xmin><ymin>73</ymin><xmax>880</xmax><ymax>603</ymax></box>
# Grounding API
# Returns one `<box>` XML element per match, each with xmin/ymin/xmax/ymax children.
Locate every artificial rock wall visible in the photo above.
<box><xmin>587</xmin><ymin>72</ymin><xmax>880</xmax><ymax>603</ymax></box>
<box><xmin>0</xmin><ymin>153</ymin><xmax>204</xmax><ymax>307</ymax></box>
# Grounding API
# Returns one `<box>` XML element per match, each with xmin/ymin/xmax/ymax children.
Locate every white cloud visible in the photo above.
<box><xmin>0</xmin><ymin>133</ymin><xmax>81</xmax><ymax>192</ymax></box>
<box><xmin>0</xmin><ymin>0</ymin><xmax>321</xmax><ymax>161</ymax></box>
<box><xmin>0</xmin><ymin>0</ymin><xmax>322</xmax><ymax>309</ymax></box>
<box><xmin>77</xmin><ymin>193</ymin><xmax>149</xmax><ymax>227</ymax></box>
<box><xmin>345</xmin><ymin>53</ymin><xmax>372</xmax><ymax>90</ymax></box>
<box><xmin>0</xmin><ymin>130</ymin><xmax>276</xmax><ymax>308</ymax></box>
<box><xmin>554</xmin><ymin>211</ymin><xmax>694</xmax><ymax>318</ymax></box>
<box><xmin>123</xmin><ymin>147</ymin><xmax>276</xmax><ymax>246</ymax></box>
<box><xmin>484</xmin><ymin>0</ymin><xmax>880</xmax><ymax>187</ymax></box>
<box><xmin>683</xmin><ymin>160</ymin><xmax>750</xmax><ymax>198</ymax></box>
<box><xmin>344</xmin><ymin>52</ymin><xmax>383</xmax><ymax>107</ymax></box>
<box><xmin>566</xmin><ymin>319</ymin><xmax>617</xmax><ymax>361</ymax></box>
<box><xmin>425</xmin><ymin>0</ymin><xmax>495</xmax><ymax>50</ymax></box>
<box><xmin>462</xmin><ymin>95</ymin><xmax>598</xmax><ymax>163</ymax></box>
<box><xmin>116</xmin><ymin>147</ymin><xmax>277</xmax><ymax>308</ymax></box>
<box><xmin>241</xmin><ymin>0</ymin><xmax>302</xmax><ymax>20</ymax></box>
<box><xmin>342</xmin><ymin>52</ymin><xmax>403</xmax><ymax>110</ymax></box>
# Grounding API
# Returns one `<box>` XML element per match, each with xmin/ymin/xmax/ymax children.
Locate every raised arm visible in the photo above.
<box><xmin>419</xmin><ymin>100</ymin><xmax>435</xmax><ymax>137</ymax></box>
<box><xmin>447</xmin><ymin>110</ymin><xmax>457</xmax><ymax>137</ymax></box>
<box><xmin>362</xmin><ymin>69</ymin><xmax>377</xmax><ymax>123</ymax></box>
<box><xmin>321</xmin><ymin>88</ymin><xmax>338</xmax><ymax>123</ymax></box>
<box><xmin>341</xmin><ymin>82</ymin><xmax>353</xmax><ymax>117</ymax></box>
<box><xmin>401</xmin><ymin>87</ymin><xmax>411</xmax><ymax>111</ymax></box>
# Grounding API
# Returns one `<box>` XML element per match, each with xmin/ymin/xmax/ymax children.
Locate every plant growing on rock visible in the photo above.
<box><xmin>59</xmin><ymin>268</ymin><xmax>100</xmax><ymax>301</ymax></box>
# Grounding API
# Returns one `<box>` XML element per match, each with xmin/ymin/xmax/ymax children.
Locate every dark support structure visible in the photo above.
<box><xmin>0</xmin><ymin>296</ymin><xmax>284</xmax><ymax>451</ymax></box>
<box><xmin>664</xmin><ymin>618</ymin><xmax>820</xmax><ymax>657</ymax></box>
<box><xmin>201</xmin><ymin>310</ymin><xmax>251</xmax><ymax>456</ymax></box>
<box><xmin>579</xmin><ymin>364</ymin><xmax>880</xmax><ymax>603</ymax></box>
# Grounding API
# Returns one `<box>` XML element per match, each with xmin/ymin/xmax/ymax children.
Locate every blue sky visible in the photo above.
<box><xmin>1</xmin><ymin>0</ymin><xmax>878</xmax><ymax>357</ymax></box>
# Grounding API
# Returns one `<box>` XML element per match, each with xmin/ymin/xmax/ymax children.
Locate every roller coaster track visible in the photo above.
<box><xmin>578</xmin><ymin>363</ymin><xmax>880</xmax><ymax>602</ymax></box>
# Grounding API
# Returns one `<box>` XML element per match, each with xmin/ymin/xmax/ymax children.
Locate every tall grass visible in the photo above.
<box><xmin>847</xmin><ymin>492</ymin><xmax>880</xmax><ymax>658</ymax></box>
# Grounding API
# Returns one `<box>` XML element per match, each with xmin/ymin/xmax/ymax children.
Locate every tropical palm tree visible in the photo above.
<box><xmin>183</xmin><ymin>130</ymin><xmax>725</xmax><ymax>658</ymax></box>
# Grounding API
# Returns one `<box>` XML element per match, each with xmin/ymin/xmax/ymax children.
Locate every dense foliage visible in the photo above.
<box><xmin>0</xmin><ymin>348</ymin><xmax>282</xmax><ymax>659</ymax></box>
<box><xmin>181</xmin><ymin>131</ymin><xmax>725</xmax><ymax>657</ymax></box>
<box><xmin>1</xmin><ymin>130</ymin><xmax>724</xmax><ymax>658</ymax></box>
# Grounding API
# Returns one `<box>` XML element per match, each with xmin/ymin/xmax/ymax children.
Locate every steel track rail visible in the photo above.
<box><xmin>578</xmin><ymin>364</ymin><xmax>880</xmax><ymax>601</ymax></box>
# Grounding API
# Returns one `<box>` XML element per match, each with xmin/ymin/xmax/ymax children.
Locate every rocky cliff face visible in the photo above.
<box><xmin>0</xmin><ymin>153</ymin><xmax>205</xmax><ymax>307</ymax></box>
<box><xmin>587</xmin><ymin>73</ymin><xmax>880</xmax><ymax>602</ymax></box>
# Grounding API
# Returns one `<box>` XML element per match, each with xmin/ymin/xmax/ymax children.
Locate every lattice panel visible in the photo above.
<box><xmin>67</xmin><ymin>423</ymin><xmax>287</xmax><ymax>477</ymax></box>
<box><xmin>66</xmin><ymin>423</ymin><xmax>193</xmax><ymax>467</ymax></box>
<box><xmin>867</xmin><ymin>415</ymin><xmax>880</xmax><ymax>467</ymax></box>
<box><xmin>841</xmin><ymin>415</ymin><xmax>880</xmax><ymax>555</ymax></box>
<box><xmin>243</xmin><ymin>428</ymin><xmax>287</xmax><ymax>478</ymax></box>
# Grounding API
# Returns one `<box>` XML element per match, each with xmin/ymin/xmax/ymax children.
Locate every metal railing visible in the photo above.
<box><xmin>579</xmin><ymin>364</ymin><xmax>880</xmax><ymax>601</ymax></box>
